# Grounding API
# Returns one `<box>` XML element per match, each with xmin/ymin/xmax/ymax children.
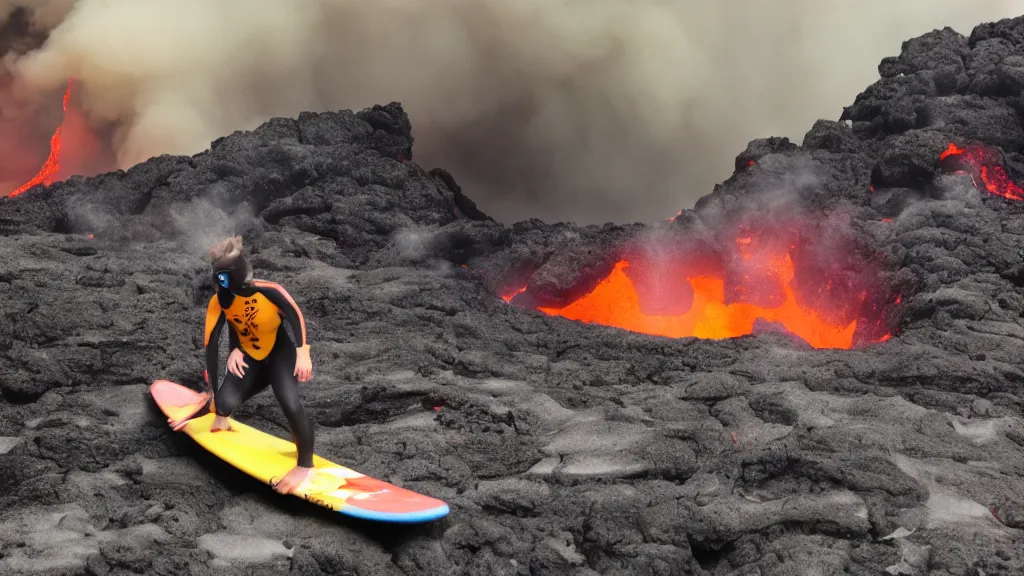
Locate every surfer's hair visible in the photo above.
<box><xmin>209</xmin><ymin>235</ymin><xmax>244</xmax><ymax>262</ymax></box>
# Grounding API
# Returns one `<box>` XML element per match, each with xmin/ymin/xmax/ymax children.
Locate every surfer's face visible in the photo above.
<box><xmin>211</xmin><ymin>252</ymin><xmax>251</xmax><ymax>294</ymax></box>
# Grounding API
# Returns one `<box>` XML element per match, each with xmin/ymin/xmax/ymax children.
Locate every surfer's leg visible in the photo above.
<box><xmin>237</xmin><ymin>364</ymin><xmax>273</xmax><ymax>405</ymax></box>
<box><xmin>212</xmin><ymin>354</ymin><xmax>265</xmax><ymax>431</ymax></box>
<box><xmin>267</xmin><ymin>341</ymin><xmax>315</xmax><ymax>468</ymax></box>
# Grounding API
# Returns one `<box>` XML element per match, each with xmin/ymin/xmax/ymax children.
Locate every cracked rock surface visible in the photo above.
<box><xmin>3</xmin><ymin>17</ymin><xmax>1024</xmax><ymax>576</ymax></box>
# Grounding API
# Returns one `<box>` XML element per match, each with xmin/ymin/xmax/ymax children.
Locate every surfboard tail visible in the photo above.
<box><xmin>341</xmin><ymin>503</ymin><xmax>451</xmax><ymax>523</ymax></box>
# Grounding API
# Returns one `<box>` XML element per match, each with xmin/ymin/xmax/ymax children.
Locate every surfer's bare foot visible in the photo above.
<box><xmin>273</xmin><ymin>465</ymin><xmax>312</xmax><ymax>494</ymax></box>
<box><xmin>211</xmin><ymin>414</ymin><xmax>232</xmax><ymax>432</ymax></box>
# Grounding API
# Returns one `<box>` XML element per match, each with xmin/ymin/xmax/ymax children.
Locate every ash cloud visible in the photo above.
<box><xmin>2</xmin><ymin>0</ymin><xmax>1024</xmax><ymax>225</ymax></box>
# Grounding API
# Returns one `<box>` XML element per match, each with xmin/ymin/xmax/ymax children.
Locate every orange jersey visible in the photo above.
<box><xmin>205</xmin><ymin>280</ymin><xmax>307</xmax><ymax>361</ymax></box>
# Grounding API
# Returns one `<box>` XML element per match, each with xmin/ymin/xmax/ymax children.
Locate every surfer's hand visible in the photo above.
<box><xmin>168</xmin><ymin>416</ymin><xmax>190</xmax><ymax>431</ymax></box>
<box><xmin>294</xmin><ymin>347</ymin><xmax>312</xmax><ymax>383</ymax></box>
<box><xmin>166</xmin><ymin>391</ymin><xmax>210</xmax><ymax>431</ymax></box>
<box><xmin>273</xmin><ymin>465</ymin><xmax>312</xmax><ymax>494</ymax></box>
<box><xmin>226</xmin><ymin>348</ymin><xmax>248</xmax><ymax>378</ymax></box>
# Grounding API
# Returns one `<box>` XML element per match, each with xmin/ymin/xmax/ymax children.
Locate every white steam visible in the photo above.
<box><xmin>168</xmin><ymin>192</ymin><xmax>255</xmax><ymax>258</ymax></box>
<box><xmin>3</xmin><ymin>0</ymin><xmax>1024</xmax><ymax>224</ymax></box>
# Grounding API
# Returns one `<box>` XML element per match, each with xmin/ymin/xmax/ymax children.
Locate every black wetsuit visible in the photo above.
<box><xmin>204</xmin><ymin>274</ymin><xmax>314</xmax><ymax>469</ymax></box>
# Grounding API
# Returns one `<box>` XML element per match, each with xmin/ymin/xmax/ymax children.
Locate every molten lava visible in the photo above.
<box><xmin>939</xmin><ymin>143</ymin><xmax>1024</xmax><ymax>200</ymax></box>
<box><xmin>6</xmin><ymin>78</ymin><xmax>111</xmax><ymax>198</ymax></box>
<box><xmin>540</xmin><ymin>261</ymin><xmax>855</xmax><ymax>349</ymax></box>
<box><xmin>501</xmin><ymin>286</ymin><xmax>526</xmax><ymax>302</ymax></box>
<box><xmin>9</xmin><ymin>79</ymin><xmax>74</xmax><ymax>198</ymax></box>
<box><xmin>504</xmin><ymin>225</ymin><xmax>893</xmax><ymax>350</ymax></box>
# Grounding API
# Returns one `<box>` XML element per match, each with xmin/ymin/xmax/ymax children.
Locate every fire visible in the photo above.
<box><xmin>9</xmin><ymin>79</ymin><xmax>74</xmax><ymax>198</ymax></box>
<box><xmin>6</xmin><ymin>78</ymin><xmax>109</xmax><ymax>198</ymax></box>
<box><xmin>938</xmin><ymin>143</ymin><xmax>1024</xmax><ymax>201</ymax></box>
<box><xmin>504</xmin><ymin>222</ymin><xmax>894</xmax><ymax>350</ymax></box>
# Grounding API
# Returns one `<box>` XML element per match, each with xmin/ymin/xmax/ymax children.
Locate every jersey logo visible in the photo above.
<box><xmin>231</xmin><ymin>298</ymin><xmax>263</xmax><ymax>351</ymax></box>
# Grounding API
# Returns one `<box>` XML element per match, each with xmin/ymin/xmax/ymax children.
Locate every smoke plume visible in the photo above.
<box><xmin>2</xmin><ymin>0</ymin><xmax>1024</xmax><ymax>224</ymax></box>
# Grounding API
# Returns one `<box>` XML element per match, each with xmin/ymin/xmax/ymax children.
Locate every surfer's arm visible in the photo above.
<box><xmin>227</xmin><ymin>321</ymin><xmax>241</xmax><ymax>352</ymax></box>
<box><xmin>204</xmin><ymin>298</ymin><xmax>227</xmax><ymax>391</ymax></box>
<box><xmin>253</xmin><ymin>280</ymin><xmax>308</xmax><ymax>349</ymax></box>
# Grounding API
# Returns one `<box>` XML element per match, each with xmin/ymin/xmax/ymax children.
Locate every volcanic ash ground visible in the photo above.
<box><xmin>4</xmin><ymin>16</ymin><xmax>1024</xmax><ymax>576</ymax></box>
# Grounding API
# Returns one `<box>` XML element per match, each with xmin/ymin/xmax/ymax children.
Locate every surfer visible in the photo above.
<box><xmin>168</xmin><ymin>235</ymin><xmax>315</xmax><ymax>495</ymax></box>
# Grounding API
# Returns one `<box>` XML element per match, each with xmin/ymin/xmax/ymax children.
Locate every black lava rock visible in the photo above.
<box><xmin>3</xmin><ymin>16</ymin><xmax>1024</xmax><ymax>576</ymax></box>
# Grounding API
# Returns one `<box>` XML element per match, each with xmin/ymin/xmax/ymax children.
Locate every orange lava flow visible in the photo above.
<box><xmin>940</xmin><ymin>143</ymin><xmax>1024</xmax><ymax>201</ymax></box>
<box><xmin>9</xmin><ymin>78</ymin><xmax>74</xmax><ymax>198</ymax></box>
<box><xmin>532</xmin><ymin>254</ymin><xmax>862</xmax><ymax>349</ymax></box>
<box><xmin>501</xmin><ymin>286</ymin><xmax>526</xmax><ymax>302</ymax></box>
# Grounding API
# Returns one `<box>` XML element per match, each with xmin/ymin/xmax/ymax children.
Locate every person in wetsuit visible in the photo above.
<box><xmin>168</xmin><ymin>235</ymin><xmax>315</xmax><ymax>495</ymax></box>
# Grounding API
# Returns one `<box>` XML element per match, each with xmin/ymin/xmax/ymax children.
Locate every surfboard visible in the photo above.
<box><xmin>148</xmin><ymin>379</ymin><xmax>450</xmax><ymax>524</ymax></box>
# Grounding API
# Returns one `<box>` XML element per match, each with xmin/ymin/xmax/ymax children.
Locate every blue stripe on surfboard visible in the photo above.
<box><xmin>339</xmin><ymin>503</ymin><xmax>450</xmax><ymax>524</ymax></box>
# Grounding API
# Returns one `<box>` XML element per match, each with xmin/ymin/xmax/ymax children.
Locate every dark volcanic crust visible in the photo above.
<box><xmin>3</xmin><ymin>16</ymin><xmax>1024</xmax><ymax>576</ymax></box>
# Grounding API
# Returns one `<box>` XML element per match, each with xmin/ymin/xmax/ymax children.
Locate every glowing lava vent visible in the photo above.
<box><xmin>503</xmin><ymin>218</ymin><xmax>897</xmax><ymax>350</ymax></box>
<box><xmin>938</xmin><ymin>143</ymin><xmax>1024</xmax><ymax>201</ymax></box>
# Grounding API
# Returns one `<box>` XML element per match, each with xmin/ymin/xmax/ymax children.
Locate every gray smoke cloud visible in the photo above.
<box><xmin>0</xmin><ymin>0</ymin><xmax>72</xmax><ymax>30</ymax></box>
<box><xmin>2</xmin><ymin>0</ymin><xmax>1023</xmax><ymax>225</ymax></box>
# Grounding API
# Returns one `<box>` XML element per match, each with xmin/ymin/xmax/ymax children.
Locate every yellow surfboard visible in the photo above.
<box><xmin>149</xmin><ymin>379</ymin><xmax>450</xmax><ymax>523</ymax></box>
